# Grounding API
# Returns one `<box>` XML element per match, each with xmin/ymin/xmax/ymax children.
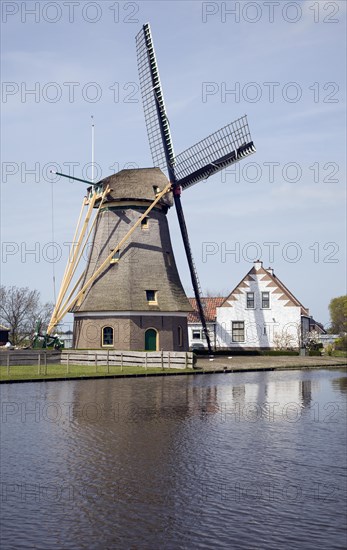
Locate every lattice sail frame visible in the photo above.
<box><xmin>136</xmin><ymin>23</ymin><xmax>256</xmax><ymax>188</ymax></box>
<box><xmin>173</xmin><ymin>116</ymin><xmax>255</xmax><ymax>189</ymax></box>
<box><xmin>136</xmin><ymin>23</ymin><xmax>175</xmax><ymax>177</ymax></box>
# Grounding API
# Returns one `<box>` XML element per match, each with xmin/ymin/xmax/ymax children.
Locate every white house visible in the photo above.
<box><xmin>188</xmin><ymin>297</ymin><xmax>224</xmax><ymax>351</ymax></box>
<box><xmin>216</xmin><ymin>260</ymin><xmax>312</xmax><ymax>350</ymax></box>
<box><xmin>188</xmin><ymin>261</ymin><xmax>323</xmax><ymax>351</ymax></box>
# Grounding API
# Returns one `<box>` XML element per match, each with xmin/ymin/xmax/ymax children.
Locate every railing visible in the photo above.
<box><xmin>0</xmin><ymin>350</ymin><xmax>61</xmax><ymax>367</ymax></box>
<box><xmin>60</xmin><ymin>350</ymin><xmax>193</xmax><ymax>370</ymax></box>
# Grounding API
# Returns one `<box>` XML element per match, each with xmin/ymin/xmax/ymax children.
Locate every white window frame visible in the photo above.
<box><xmin>246</xmin><ymin>292</ymin><xmax>255</xmax><ymax>309</ymax></box>
<box><xmin>232</xmin><ymin>321</ymin><xmax>245</xmax><ymax>343</ymax></box>
<box><xmin>261</xmin><ymin>292</ymin><xmax>270</xmax><ymax>309</ymax></box>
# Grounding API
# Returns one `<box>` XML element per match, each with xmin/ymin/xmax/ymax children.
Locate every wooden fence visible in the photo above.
<box><xmin>0</xmin><ymin>350</ymin><xmax>194</xmax><ymax>377</ymax></box>
<box><xmin>0</xmin><ymin>350</ymin><xmax>61</xmax><ymax>367</ymax></box>
<box><xmin>61</xmin><ymin>350</ymin><xmax>193</xmax><ymax>370</ymax></box>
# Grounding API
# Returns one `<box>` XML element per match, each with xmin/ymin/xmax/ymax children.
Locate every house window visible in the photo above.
<box><xmin>262</xmin><ymin>292</ymin><xmax>270</xmax><ymax>309</ymax></box>
<box><xmin>192</xmin><ymin>329</ymin><xmax>201</xmax><ymax>340</ymax></box>
<box><xmin>110</xmin><ymin>250</ymin><xmax>120</xmax><ymax>264</ymax></box>
<box><xmin>178</xmin><ymin>325</ymin><xmax>183</xmax><ymax>347</ymax></box>
<box><xmin>246</xmin><ymin>292</ymin><xmax>255</xmax><ymax>308</ymax></box>
<box><xmin>141</xmin><ymin>217</ymin><xmax>149</xmax><ymax>229</ymax></box>
<box><xmin>232</xmin><ymin>321</ymin><xmax>245</xmax><ymax>342</ymax></box>
<box><xmin>102</xmin><ymin>326</ymin><xmax>114</xmax><ymax>347</ymax></box>
<box><xmin>146</xmin><ymin>290</ymin><xmax>157</xmax><ymax>304</ymax></box>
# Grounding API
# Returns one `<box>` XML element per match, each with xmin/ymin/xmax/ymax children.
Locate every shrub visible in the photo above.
<box><xmin>325</xmin><ymin>343</ymin><xmax>335</xmax><ymax>356</ymax></box>
<box><xmin>335</xmin><ymin>335</ymin><xmax>347</xmax><ymax>351</ymax></box>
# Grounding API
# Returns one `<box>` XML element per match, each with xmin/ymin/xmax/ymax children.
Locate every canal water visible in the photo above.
<box><xmin>1</xmin><ymin>369</ymin><xmax>346</xmax><ymax>549</ymax></box>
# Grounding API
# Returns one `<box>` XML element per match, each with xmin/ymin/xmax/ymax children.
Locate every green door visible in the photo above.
<box><xmin>145</xmin><ymin>329</ymin><xmax>157</xmax><ymax>351</ymax></box>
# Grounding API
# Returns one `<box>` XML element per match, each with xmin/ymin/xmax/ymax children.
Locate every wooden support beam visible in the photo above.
<box><xmin>47</xmin><ymin>186</ymin><xmax>110</xmax><ymax>334</ymax></box>
<box><xmin>48</xmin><ymin>196</ymin><xmax>86</xmax><ymax>333</ymax></box>
<box><xmin>52</xmin><ymin>185</ymin><xmax>110</xmax><ymax>327</ymax></box>
<box><xmin>55</xmin><ymin>270</ymin><xmax>85</xmax><ymax>323</ymax></box>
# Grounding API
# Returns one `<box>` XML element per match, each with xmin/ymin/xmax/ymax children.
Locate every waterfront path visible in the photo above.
<box><xmin>196</xmin><ymin>355</ymin><xmax>346</xmax><ymax>372</ymax></box>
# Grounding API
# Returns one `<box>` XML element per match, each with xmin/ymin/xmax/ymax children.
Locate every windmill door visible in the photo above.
<box><xmin>145</xmin><ymin>329</ymin><xmax>157</xmax><ymax>351</ymax></box>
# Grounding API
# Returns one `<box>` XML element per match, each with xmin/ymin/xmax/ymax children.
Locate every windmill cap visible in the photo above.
<box><xmin>98</xmin><ymin>168</ymin><xmax>173</xmax><ymax>208</ymax></box>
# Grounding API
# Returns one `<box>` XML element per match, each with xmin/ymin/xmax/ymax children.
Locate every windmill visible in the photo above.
<box><xmin>46</xmin><ymin>22</ymin><xmax>255</xmax><ymax>353</ymax></box>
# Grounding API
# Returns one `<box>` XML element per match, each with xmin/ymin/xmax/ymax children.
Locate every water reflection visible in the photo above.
<box><xmin>331</xmin><ymin>374</ymin><xmax>347</xmax><ymax>394</ymax></box>
<box><xmin>1</xmin><ymin>369</ymin><xmax>346</xmax><ymax>550</ymax></box>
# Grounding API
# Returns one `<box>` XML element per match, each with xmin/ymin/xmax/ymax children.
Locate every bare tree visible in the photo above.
<box><xmin>203</xmin><ymin>289</ymin><xmax>227</xmax><ymax>298</ymax></box>
<box><xmin>0</xmin><ymin>286</ymin><xmax>53</xmax><ymax>345</ymax></box>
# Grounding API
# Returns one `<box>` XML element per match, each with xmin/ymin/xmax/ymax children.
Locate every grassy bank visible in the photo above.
<box><xmin>1</xmin><ymin>356</ymin><xmax>346</xmax><ymax>383</ymax></box>
<box><xmin>0</xmin><ymin>364</ymin><xmax>193</xmax><ymax>382</ymax></box>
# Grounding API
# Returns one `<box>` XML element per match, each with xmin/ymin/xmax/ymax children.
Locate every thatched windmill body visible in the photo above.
<box><xmin>47</xmin><ymin>23</ymin><xmax>256</xmax><ymax>352</ymax></box>
<box><xmin>73</xmin><ymin>168</ymin><xmax>192</xmax><ymax>350</ymax></box>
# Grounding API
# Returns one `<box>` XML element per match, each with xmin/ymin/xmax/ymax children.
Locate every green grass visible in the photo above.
<box><xmin>332</xmin><ymin>350</ymin><xmax>347</xmax><ymax>357</ymax></box>
<box><xmin>0</xmin><ymin>364</ymin><xmax>193</xmax><ymax>382</ymax></box>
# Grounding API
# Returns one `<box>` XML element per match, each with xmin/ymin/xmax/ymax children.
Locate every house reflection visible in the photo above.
<box><xmin>46</xmin><ymin>372</ymin><xmax>323</xmax><ymax>431</ymax></box>
<box><xmin>331</xmin><ymin>375</ymin><xmax>347</xmax><ymax>394</ymax></box>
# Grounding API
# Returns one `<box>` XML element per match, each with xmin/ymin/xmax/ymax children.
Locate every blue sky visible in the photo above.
<box><xmin>1</xmin><ymin>0</ymin><xmax>346</xmax><ymax>329</ymax></box>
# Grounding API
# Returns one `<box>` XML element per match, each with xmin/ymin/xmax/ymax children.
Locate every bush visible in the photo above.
<box><xmin>335</xmin><ymin>335</ymin><xmax>347</xmax><ymax>351</ymax></box>
<box><xmin>308</xmin><ymin>350</ymin><xmax>321</xmax><ymax>356</ymax></box>
<box><xmin>325</xmin><ymin>344</ymin><xmax>334</xmax><ymax>356</ymax></box>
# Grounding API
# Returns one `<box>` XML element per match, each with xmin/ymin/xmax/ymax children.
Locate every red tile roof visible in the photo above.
<box><xmin>188</xmin><ymin>297</ymin><xmax>225</xmax><ymax>323</ymax></box>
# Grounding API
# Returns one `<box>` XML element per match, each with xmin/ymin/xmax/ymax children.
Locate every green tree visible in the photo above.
<box><xmin>0</xmin><ymin>286</ymin><xmax>53</xmax><ymax>345</ymax></box>
<box><xmin>328</xmin><ymin>295</ymin><xmax>347</xmax><ymax>334</ymax></box>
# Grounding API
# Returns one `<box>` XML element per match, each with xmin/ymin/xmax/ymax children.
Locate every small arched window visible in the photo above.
<box><xmin>102</xmin><ymin>326</ymin><xmax>114</xmax><ymax>347</ymax></box>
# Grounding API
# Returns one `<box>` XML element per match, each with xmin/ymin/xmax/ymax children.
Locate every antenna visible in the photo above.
<box><xmin>91</xmin><ymin>115</ymin><xmax>95</xmax><ymax>183</ymax></box>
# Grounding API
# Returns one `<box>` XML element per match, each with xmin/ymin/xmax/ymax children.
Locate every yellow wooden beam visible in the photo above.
<box><xmin>47</xmin><ymin>186</ymin><xmax>109</xmax><ymax>334</ymax></box>
<box><xmin>48</xmin><ymin>196</ymin><xmax>87</xmax><ymax>333</ymax></box>
<box><xmin>53</xmin><ymin>186</ymin><xmax>110</xmax><ymax>323</ymax></box>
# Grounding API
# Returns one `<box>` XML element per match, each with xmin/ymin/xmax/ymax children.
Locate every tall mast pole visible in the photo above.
<box><xmin>91</xmin><ymin>115</ymin><xmax>95</xmax><ymax>183</ymax></box>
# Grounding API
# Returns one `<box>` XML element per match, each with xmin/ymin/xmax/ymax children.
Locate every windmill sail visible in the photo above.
<box><xmin>136</xmin><ymin>23</ymin><xmax>175</xmax><ymax>179</ymax></box>
<box><xmin>136</xmin><ymin>23</ymin><xmax>256</xmax><ymax>355</ymax></box>
<box><xmin>174</xmin><ymin>116</ymin><xmax>256</xmax><ymax>189</ymax></box>
<box><xmin>136</xmin><ymin>22</ymin><xmax>214</xmax><ymax>353</ymax></box>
